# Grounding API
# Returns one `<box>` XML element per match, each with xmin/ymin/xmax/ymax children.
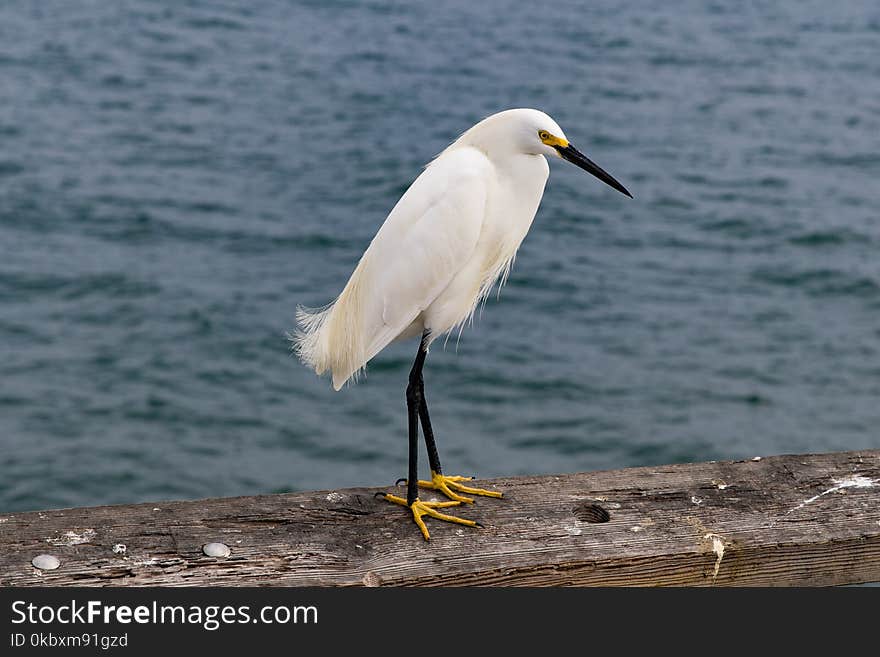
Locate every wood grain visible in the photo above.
<box><xmin>1</xmin><ymin>450</ymin><xmax>878</xmax><ymax>586</ymax></box>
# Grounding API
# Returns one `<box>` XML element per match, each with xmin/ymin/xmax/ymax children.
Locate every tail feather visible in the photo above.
<box><xmin>291</xmin><ymin>264</ymin><xmax>370</xmax><ymax>391</ymax></box>
<box><xmin>290</xmin><ymin>302</ymin><xmax>334</xmax><ymax>375</ymax></box>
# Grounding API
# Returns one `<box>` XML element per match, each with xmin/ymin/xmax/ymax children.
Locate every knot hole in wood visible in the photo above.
<box><xmin>573</xmin><ymin>503</ymin><xmax>611</xmax><ymax>523</ymax></box>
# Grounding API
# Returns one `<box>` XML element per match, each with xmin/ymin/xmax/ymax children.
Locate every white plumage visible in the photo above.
<box><xmin>294</xmin><ymin>108</ymin><xmax>629</xmax><ymax>390</ymax></box>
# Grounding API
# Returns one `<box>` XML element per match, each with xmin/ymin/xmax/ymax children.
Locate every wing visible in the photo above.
<box><xmin>327</xmin><ymin>146</ymin><xmax>492</xmax><ymax>389</ymax></box>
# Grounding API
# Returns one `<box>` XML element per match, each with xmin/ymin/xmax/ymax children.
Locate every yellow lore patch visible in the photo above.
<box><xmin>538</xmin><ymin>130</ymin><xmax>569</xmax><ymax>148</ymax></box>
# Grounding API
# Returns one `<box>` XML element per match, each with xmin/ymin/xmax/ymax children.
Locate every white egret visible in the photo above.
<box><xmin>294</xmin><ymin>108</ymin><xmax>631</xmax><ymax>540</ymax></box>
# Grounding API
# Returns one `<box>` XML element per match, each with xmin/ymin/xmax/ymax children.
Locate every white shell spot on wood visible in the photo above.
<box><xmin>362</xmin><ymin>571</ymin><xmax>381</xmax><ymax>587</ymax></box>
<box><xmin>785</xmin><ymin>474</ymin><xmax>876</xmax><ymax>516</ymax></box>
<box><xmin>703</xmin><ymin>533</ymin><xmax>726</xmax><ymax>582</ymax></box>
<box><xmin>32</xmin><ymin>554</ymin><xmax>60</xmax><ymax>570</ymax></box>
<box><xmin>131</xmin><ymin>557</ymin><xmax>158</xmax><ymax>567</ymax></box>
<box><xmin>203</xmin><ymin>542</ymin><xmax>231</xmax><ymax>558</ymax></box>
<box><xmin>47</xmin><ymin>529</ymin><xmax>96</xmax><ymax>546</ymax></box>
<box><xmin>112</xmin><ymin>543</ymin><xmax>127</xmax><ymax>555</ymax></box>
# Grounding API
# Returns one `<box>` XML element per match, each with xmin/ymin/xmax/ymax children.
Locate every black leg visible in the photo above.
<box><xmin>418</xmin><ymin>376</ymin><xmax>443</xmax><ymax>477</ymax></box>
<box><xmin>405</xmin><ymin>334</ymin><xmax>428</xmax><ymax>506</ymax></box>
<box><xmin>413</xmin><ymin>332</ymin><xmax>443</xmax><ymax>478</ymax></box>
<box><xmin>383</xmin><ymin>331</ymin><xmax>488</xmax><ymax>539</ymax></box>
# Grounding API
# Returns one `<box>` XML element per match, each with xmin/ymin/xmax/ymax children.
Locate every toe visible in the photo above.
<box><xmin>449</xmin><ymin>482</ymin><xmax>503</xmax><ymax>498</ymax></box>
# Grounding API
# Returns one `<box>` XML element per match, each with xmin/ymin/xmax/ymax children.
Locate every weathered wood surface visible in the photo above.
<box><xmin>1</xmin><ymin>450</ymin><xmax>878</xmax><ymax>586</ymax></box>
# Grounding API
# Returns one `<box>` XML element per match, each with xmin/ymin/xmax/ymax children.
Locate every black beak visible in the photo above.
<box><xmin>556</xmin><ymin>144</ymin><xmax>632</xmax><ymax>198</ymax></box>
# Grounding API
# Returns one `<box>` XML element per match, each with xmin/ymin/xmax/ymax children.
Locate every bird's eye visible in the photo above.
<box><xmin>539</xmin><ymin>131</ymin><xmax>550</xmax><ymax>141</ymax></box>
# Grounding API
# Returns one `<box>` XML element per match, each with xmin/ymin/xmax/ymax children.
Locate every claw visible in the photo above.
<box><xmin>395</xmin><ymin>477</ymin><xmax>407</xmax><ymax>487</ymax></box>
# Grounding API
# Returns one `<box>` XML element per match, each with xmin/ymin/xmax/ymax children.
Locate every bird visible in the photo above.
<box><xmin>293</xmin><ymin>108</ymin><xmax>631</xmax><ymax>540</ymax></box>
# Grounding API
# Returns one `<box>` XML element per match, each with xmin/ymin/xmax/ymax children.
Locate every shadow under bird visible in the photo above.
<box><xmin>294</xmin><ymin>108</ymin><xmax>631</xmax><ymax>540</ymax></box>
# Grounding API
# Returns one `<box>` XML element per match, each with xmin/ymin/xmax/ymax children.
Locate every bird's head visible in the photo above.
<box><xmin>527</xmin><ymin>110</ymin><xmax>632</xmax><ymax>198</ymax></box>
<box><xmin>472</xmin><ymin>108</ymin><xmax>633</xmax><ymax>198</ymax></box>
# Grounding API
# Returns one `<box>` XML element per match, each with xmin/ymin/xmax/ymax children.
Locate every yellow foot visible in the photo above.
<box><xmin>383</xmin><ymin>494</ymin><xmax>479</xmax><ymax>541</ymax></box>
<box><xmin>417</xmin><ymin>471</ymin><xmax>503</xmax><ymax>504</ymax></box>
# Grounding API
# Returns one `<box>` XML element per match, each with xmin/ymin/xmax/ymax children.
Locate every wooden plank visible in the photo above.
<box><xmin>0</xmin><ymin>450</ymin><xmax>878</xmax><ymax>586</ymax></box>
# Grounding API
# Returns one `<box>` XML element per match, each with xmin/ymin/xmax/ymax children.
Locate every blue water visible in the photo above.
<box><xmin>2</xmin><ymin>1</ymin><xmax>879</xmax><ymax>513</ymax></box>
